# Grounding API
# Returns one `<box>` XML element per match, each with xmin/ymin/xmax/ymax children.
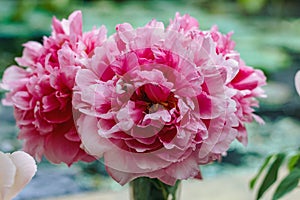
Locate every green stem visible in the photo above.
<box><xmin>130</xmin><ymin>177</ymin><xmax>181</xmax><ymax>200</ymax></box>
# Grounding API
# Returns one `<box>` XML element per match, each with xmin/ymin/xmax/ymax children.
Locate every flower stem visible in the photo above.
<box><xmin>130</xmin><ymin>177</ymin><xmax>181</xmax><ymax>200</ymax></box>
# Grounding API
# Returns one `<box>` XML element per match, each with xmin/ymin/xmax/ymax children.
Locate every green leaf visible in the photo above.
<box><xmin>256</xmin><ymin>153</ymin><xmax>286</xmax><ymax>200</ymax></box>
<box><xmin>272</xmin><ymin>168</ymin><xmax>300</xmax><ymax>200</ymax></box>
<box><xmin>288</xmin><ymin>154</ymin><xmax>300</xmax><ymax>171</ymax></box>
<box><xmin>250</xmin><ymin>154</ymin><xmax>274</xmax><ymax>189</ymax></box>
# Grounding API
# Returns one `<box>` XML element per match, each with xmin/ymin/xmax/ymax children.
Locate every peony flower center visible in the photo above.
<box><xmin>148</xmin><ymin>103</ymin><xmax>160</xmax><ymax>113</ymax></box>
<box><xmin>104</xmin><ymin>82</ymin><xmax>182</xmax><ymax>153</ymax></box>
<box><xmin>130</xmin><ymin>83</ymin><xmax>178</xmax><ymax>116</ymax></box>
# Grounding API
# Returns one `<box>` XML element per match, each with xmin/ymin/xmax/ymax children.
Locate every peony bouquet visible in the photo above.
<box><xmin>0</xmin><ymin>11</ymin><xmax>266</xmax><ymax>200</ymax></box>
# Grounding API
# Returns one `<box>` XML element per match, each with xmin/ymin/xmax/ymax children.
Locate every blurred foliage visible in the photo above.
<box><xmin>0</xmin><ymin>0</ymin><xmax>299</xmax><ymax>77</ymax></box>
<box><xmin>237</xmin><ymin>0</ymin><xmax>268</xmax><ymax>14</ymax></box>
<box><xmin>2</xmin><ymin>1</ymin><xmax>295</xmax><ymax>82</ymax></box>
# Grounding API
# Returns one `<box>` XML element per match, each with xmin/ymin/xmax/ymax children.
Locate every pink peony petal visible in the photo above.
<box><xmin>165</xmin><ymin>154</ymin><xmax>200</xmax><ymax>180</ymax></box>
<box><xmin>68</xmin><ymin>11</ymin><xmax>83</xmax><ymax>45</ymax></box>
<box><xmin>77</xmin><ymin>115</ymin><xmax>111</xmax><ymax>158</ymax></box>
<box><xmin>15</xmin><ymin>42</ymin><xmax>44</xmax><ymax>68</ymax></box>
<box><xmin>168</xmin><ymin>12</ymin><xmax>199</xmax><ymax>32</ymax></box>
<box><xmin>0</xmin><ymin>66</ymin><xmax>29</xmax><ymax>91</ymax></box>
<box><xmin>43</xmin><ymin>129</ymin><xmax>81</xmax><ymax>166</ymax></box>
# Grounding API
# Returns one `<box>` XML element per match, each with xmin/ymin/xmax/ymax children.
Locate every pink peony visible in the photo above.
<box><xmin>207</xmin><ymin>26</ymin><xmax>266</xmax><ymax>145</ymax></box>
<box><xmin>0</xmin><ymin>151</ymin><xmax>37</xmax><ymax>200</ymax></box>
<box><xmin>0</xmin><ymin>11</ymin><xmax>107</xmax><ymax>165</ymax></box>
<box><xmin>295</xmin><ymin>71</ymin><xmax>300</xmax><ymax>96</ymax></box>
<box><xmin>72</xmin><ymin>13</ymin><xmax>263</xmax><ymax>186</ymax></box>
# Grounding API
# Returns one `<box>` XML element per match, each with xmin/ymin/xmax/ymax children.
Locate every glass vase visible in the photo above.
<box><xmin>129</xmin><ymin>177</ymin><xmax>181</xmax><ymax>200</ymax></box>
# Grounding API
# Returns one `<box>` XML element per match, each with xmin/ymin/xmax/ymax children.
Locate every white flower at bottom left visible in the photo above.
<box><xmin>0</xmin><ymin>151</ymin><xmax>37</xmax><ymax>200</ymax></box>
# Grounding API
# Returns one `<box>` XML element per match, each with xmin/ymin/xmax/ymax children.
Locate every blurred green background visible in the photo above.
<box><xmin>0</xmin><ymin>0</ymin><xmax>300</xmax><ymax>199</ymax></box>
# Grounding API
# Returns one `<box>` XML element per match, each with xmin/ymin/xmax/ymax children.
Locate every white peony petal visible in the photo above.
<box><xmin>0</xmin><ymin>152</ymin><xmax>16</xmax><ymax>200</ymax></box>
<box><xmin>295</xmin><ymin>71</ymin><xmax>300</xmax><ymax>96</ymax></box>
<box><xmin>4</xmin><ymin>151</ymin><xmax>37</xmax><ymax>200</ymax></box>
